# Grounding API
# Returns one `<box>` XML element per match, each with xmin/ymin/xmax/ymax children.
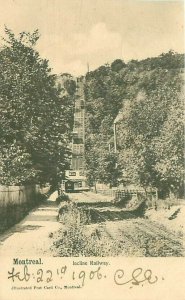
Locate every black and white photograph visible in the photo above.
<box><xmin>0</xmin><ymin>0</ymin><xmax>184</xmax><ymax>299</ymax></box>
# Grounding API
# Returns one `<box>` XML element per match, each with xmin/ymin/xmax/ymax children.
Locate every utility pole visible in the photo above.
<box><xmin>114</xmin><ymin>122</ymin><xmax>117</xmax><ymax>153</ymax></box>
<box><xmin>113</xmin><ymin>111</ymin><xmax>123</xmax><ymax>153</ymax></box>
<box><xmin>87</xmin><ymin>62</ymin><xmax>90</xmax><ymax>73</ymax></box>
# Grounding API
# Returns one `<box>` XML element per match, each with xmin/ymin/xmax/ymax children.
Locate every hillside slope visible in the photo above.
<box><xmin>84</xmin><ymin>51</ymin><xmax>184</xmax><ymax>197</ymax></box>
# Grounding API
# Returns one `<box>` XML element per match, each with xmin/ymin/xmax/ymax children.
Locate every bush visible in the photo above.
<box><xmin>56</xmin><ymin>193</ymin><xmax>70</xmax><ymax>204</ymax></box>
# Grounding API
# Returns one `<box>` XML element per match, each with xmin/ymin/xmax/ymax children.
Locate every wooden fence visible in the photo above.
<box><xmin>115</xmin><ymin>189</ymin><xmax>158</xmax><ymax>200</ymax></box>
<box><xmin>91</xmin><ymin>187</ymin><xmax>158</xmax><ymax>203</ymax></box>
<box><xmin>0</xmin><ymin>185</ymin><xmax>40</xmax><ymax>206</ymax></box>
<box><xmin>0</xmin><ymin>185</ymin><xmax>40</xmax><ymax>232</ymax></box>
<box><xmin>92</xmin><ymin>187</ymin><xmax>184</xmax><ymax>211</ymax></box>
<box><xmin>94</xmin><ymin>188</ymin><xmax>117</xmax><ymax>198</ymax></box>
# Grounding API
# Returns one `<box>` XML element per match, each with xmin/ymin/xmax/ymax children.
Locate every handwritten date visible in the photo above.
<box><xmin>8</xmin><ymin>265</ymin><xmax>159</xmax><ymax>287</ymax></box>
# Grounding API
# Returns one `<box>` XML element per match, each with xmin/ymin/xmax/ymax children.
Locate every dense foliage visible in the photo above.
<box><xmin>84</xmin><ymin>51</ymin><xmax>184</xmax><ymax>197</ymax></box>
<box><xmin>0</xmin><ymin>28</ymin><xmax>75</xmax><ymax>186</ymax></box>
<box><xmin>84</xmin><ymin>64</ymin><xmax>124</xmax><ymax>187</ymax></box>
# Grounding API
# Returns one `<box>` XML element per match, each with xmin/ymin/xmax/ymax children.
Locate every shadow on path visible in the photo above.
<box><xmin>0</xmin><ymin>193</ymin><xmax>61</xmax><ymax>256</ymax></box>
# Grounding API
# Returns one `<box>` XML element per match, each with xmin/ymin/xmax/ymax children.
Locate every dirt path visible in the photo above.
<box><xmin>2</xmin><ymin>191</ymin><xmax>183</xmax><ymax>257</ymax></box>
<box><xmin>0</xmin><ymin>192</ymin><xmax>61</xmax><ymax>256</ymax></box>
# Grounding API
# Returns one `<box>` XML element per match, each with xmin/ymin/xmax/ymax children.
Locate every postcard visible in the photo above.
<box><xmin>0</xmin><ymin>0</ymin><xmax>184</xmax><ymax>299</ymax></box>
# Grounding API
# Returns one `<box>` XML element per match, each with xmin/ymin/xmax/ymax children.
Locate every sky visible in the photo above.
<box><xmin>0</xmin><ymin>0</ymin><xmax>184</xmax><ymax>76</ymax></box>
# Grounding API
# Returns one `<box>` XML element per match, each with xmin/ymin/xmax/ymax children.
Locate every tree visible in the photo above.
<box><xmin>154</xmin><ymin>92</ymin><xmax>184</xmax><ymax>196</ymax></box>
<box><xmin>85</xmin><ymin>131</ymin><xmax>121</xmax><ymax>189</ymax></box>
<box><xmin>0</xmin><ymin>142</ymin><xmax>38</xmax><ymax>185</ymax></box>
<box><xmin>111</xmin><ymin>59</ymin><xmax>126</xmax><ymax>72</ymax></box>
<box><xmin>0</xmin><ymin>27</ymin><xmax>74</xmax><ymax>186</ymax></box>
<box><xmin>98</xmin><ymin>152</ymin><xmax>121</xmax><ymax>187</ymax></box>
<box><xmin>117</xmin><ymin>67</ymin><xmax>184</xmax><ymax>194</ymax></box>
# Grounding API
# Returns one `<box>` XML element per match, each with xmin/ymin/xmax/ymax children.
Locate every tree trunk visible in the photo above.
<box><xmin>94</xmin><ymin>182</ymin><xmax>97</xmax><ymax>194</ymax></box>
